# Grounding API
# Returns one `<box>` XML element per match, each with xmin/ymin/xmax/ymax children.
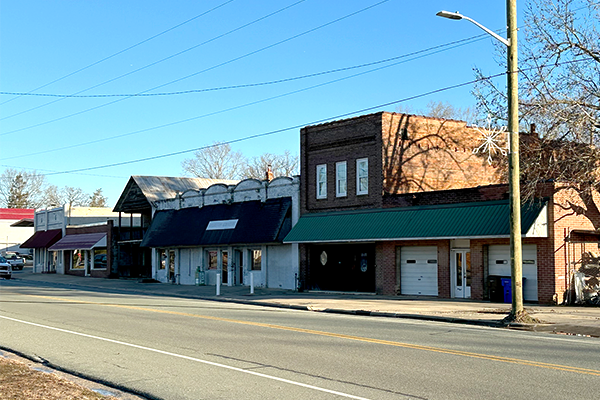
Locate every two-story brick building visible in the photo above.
<box><xmin>285</xmin><ymin>111</ymin><xmax>597</xmax><ymax>304</ymax></box>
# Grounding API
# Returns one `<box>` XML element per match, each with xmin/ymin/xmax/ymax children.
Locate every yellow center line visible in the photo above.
<box><xmin>29</xmin><ymin>294</ymin><xmax>600</xmax><ymax>376</ymax></box>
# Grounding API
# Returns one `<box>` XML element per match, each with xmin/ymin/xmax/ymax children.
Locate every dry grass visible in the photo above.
<box><xmin>0</xmin><ymin>356</ymin><xmax>117</xmax><ymax>400</ymax></box>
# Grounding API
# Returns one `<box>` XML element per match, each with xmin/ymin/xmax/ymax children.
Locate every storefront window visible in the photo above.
<box><xmin>208</xmin><ymin>251</ymin><xmax>218</xmax><ymax>270</ymax></box>
<box><xmin>72</xmin><ymin>250</ymin><xmax>85</xmax><ymax>269</ymax></box>
<box><xmin>158</xmin><ymin>249</ymin><xmax>166</xmax><ymax>270</ymax></box>
<box><xmin>94</xmin><ymin>249</ymin><xmax>107</xmax><ymax>269</ymax></box>
<box><xmin>251</xmin><ymin>250</ymin><xmax>262</xmax><ymax>270</ymax></box>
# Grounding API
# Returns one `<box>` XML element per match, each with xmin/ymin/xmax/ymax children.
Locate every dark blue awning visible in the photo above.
<box><xmin>141</xmin><ymin>198</ymin><xmax>292</xmax><ymax>248</ymax></box>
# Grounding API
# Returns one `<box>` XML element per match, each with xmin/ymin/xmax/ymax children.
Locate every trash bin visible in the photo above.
<box><xmin>488</xmin><ymin>275</ymin><xmax>509</xmax><ymax>302</ymax></box>
<box><xmin>501</xmin><ymin>278</ymin><xmax>512</xmax><ymax>303</ymax></box>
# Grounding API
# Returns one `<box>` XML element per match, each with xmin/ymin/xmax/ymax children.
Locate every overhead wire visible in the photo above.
<box><xmin>0</xmin><ymin>0</ymin><xmax>236</xmax><ymax>107</ymax></box>
<box><xmin>1</xmin><ymin>34</ymin><xmax>491</xmax><ymax>161</ymax></box>
<box><xmin>39</xmin><ymin>72</ymin><xmax>507</xmax><ymax>176</ymax></box>
<box><xmin>0</xmin><ymin>0</ymin><xmax>307</xmax><ymax>122</ymax></box>
<box><xmin>0</xmin><ymin>33</ymin><xmax>489</xmax><ymax>99</ymax></box>
<box><xmin>38</xmin><ymin>57</ymin><xmax>594</xmax><ymax>177</ymax></box>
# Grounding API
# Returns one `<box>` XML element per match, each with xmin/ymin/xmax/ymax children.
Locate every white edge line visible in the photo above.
<box><xmin>0</xmin><ymin>315</ymin><xmax>372</xmax><ymax>400</ymax></box>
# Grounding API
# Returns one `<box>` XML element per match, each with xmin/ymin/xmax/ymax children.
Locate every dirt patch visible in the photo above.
<box><xmin>0</xmin><ymin>356</ymin><xmax>116</xmax><ymax>400</ymax></box>
<box><xmin>0</xmin><ymin>351</ymin><xmax>145</xmax><ymax>400</ymax></box>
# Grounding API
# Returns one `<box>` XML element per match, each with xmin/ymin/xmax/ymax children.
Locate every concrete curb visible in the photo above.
<box><xmin>9</xmin><ymin>276</ymin><xmax>600</xmax><ymax>336</ymax></box>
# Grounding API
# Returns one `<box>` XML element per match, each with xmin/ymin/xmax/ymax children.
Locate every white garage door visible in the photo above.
<box><xmin>400</xmin><ymin>246</ymin><xmax>438</xmax><ymax>296</ymax></box>
<box><xmin>488</xmin><ymin>244</ymin><xmax>538</xmax><ymax>302</ymax></box>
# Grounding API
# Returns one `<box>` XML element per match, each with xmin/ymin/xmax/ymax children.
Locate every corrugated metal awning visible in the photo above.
<box><xmin>284</xmin><ymin>200</ymin><xmax>547</xmax><ymax>243</ymax></box>
<box><xmin>21</xmin><ymin>229</ymin><xmax>62</xmax><ymax>248</ymax></box>
<box><xmin>49</xmin><ymin>233</ymin><xmax>107</xmax><ymax>251</ymax></box>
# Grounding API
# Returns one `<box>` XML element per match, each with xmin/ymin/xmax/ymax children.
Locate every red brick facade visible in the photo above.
<box><xmin>298</xmin><ymin>112</ymin><xmax>600</xmax><ymax>304</ymax></box>
<box><xmin>63</xmin><ymin>222</ymin><xmax>112</xmax><ymax>278</ymax></box>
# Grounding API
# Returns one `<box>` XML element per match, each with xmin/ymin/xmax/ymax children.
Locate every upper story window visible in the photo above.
<box><xmin>316</xmin><ymin>164</ymin><xmax>327</xmax><ymax>199</ymax></box>
<box><xmin>336</xmin><ymin>161</ymin><xmax>347</xmax><ymax>197</ymax></box>
<box><xmin>356</xmin><ymin>158</ymin><xmax>369</xmax><ymax>195</ymax></box>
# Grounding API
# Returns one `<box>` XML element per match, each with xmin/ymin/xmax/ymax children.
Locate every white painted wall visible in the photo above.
<box><xmin>149</xmin><ymin>177</ymin><xmax>300</xmax><ymax>289</ymax></box>
<box><xmin>266</xmin><ymin>244</ymin><xmax>297</xmax><ymax>289</ymax></box>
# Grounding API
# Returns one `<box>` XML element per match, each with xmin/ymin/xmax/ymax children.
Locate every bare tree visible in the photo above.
<box><xmin>242</xmin><ymin>150</ymin><xmax>299</xmax><ymax>180</ymax></box>
<box><xmin>424</xmin><ymin>101</ymin><xmax>479</xmax><ymax>125</ymax></box>
<box><xmin>43</xmin><ymin>185</ymin><xmax>63</xmax><ymax>208</ymax></box>
<box><xmin>0</xmin><ymin>169</ymin><xmax>46</xmax><ymax>208</ymax></box>
<box><xmin>182</xmin><ymin>142</ymin><xmax>246</xmax><ymax>179</ymax></box>
<box><xmin>473</xmin><ymin>0</ymin><xmax>600</xmax><ymax>199</ymax></box>
<box><xmin>62</xmin><ymin>186</ymin><xmax>89</xmax><ymax>208</ymax></box>
<box><xmin>89</xmin><ymin>188</ymin><xmax>108</xmax><ymax>207</ymax></box>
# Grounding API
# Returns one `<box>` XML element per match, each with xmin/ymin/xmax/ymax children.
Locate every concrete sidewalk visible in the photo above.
<box><xmin>6</xmin><ymin>269</ymin><xmax>600</xmax><ymax>337</ymax></box>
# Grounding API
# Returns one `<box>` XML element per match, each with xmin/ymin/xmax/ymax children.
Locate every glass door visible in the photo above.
<box><xmin>452</xmin><ymin>250</ymin><xmax>471</xmax><ymax>298</ymax></box>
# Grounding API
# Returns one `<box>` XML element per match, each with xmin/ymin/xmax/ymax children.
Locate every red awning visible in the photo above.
<box><xmin>49</xmin><ymin>233</ymin><xmax>107</xmax><ymax>251</ymax></box>
<box><xmin>21</xmin><ymin>229</ymin><xmax>62</xmax><ymax>249</ymax></box>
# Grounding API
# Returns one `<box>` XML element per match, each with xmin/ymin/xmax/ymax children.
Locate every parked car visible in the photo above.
<box><xmin>94</xmin><ymin>254</ymin><xmax>107</xmax><ymax>269</ymax></box>
<box><xmin>0</xmin><ymin>256</ymin><xmax>12</xmax><ymax>279</ymax></box>
<box><xmin>4</xmin><ymin>253</ymin><xmax>25</xmax><ymax>270</ymax></box>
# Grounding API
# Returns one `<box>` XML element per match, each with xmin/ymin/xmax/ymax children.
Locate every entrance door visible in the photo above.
<box><xmin>221</xmin><ymin>250</ymin><xmax>228</xmax><ymax>285</ymax></box>
<box><xmin>234</xmin><ymin>250</ymin><xmax>243</xmax><ymax>285</ymax></box>
<box><xmin>168</xmin><ymin>250</ymin><xmax>176</xmax><ymax>283</ymax></box>
<box><xmin>452</xmin><ymin>250</ymin><xmax>471</xmax><ymax>298</ymax></box>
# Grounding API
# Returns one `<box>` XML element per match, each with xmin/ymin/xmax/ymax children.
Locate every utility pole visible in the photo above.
<box><xmin>437</xmin><ymin>1</ymin><xmax>523</xmax><ymax>318</ymax></box>
<box><xmin>507</xmin><ymin>0</ymin><xmax>523</xmax><ymax>317</ymax></box>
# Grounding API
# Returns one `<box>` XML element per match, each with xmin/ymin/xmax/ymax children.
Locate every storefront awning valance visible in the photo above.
<box><xmin>21</xmin><ymin>229</ymin><xmax>62</xmax><ymax>249</ymax></box>
<box><xmin>284</xmin><ymin>200</ymin><xmax>547</xmax><ymax>243</ymax></box>
<box><xmin>49</xmin><ymin>233</ymin><xmax>107</xmax><ymax>251</ymax></box>
<box><xmin>141</xmin><ymin>197</ymin><xmax>292</xmax><ymax>248</ymax></box>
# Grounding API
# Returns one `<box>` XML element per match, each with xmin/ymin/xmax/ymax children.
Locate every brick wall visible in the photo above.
<box><xmin>381</xmin><ymin>113</ymin><xmax>504</xmax><ymax>195</ymax></box>
<box><xmin>300</xmin><ymin>113</ymin><xmax>383</xmax><ymax>214</ymax></box>
<box><xmin>64</xmin><ymin>222</ymin><xmax>112</xmax><ymax>279</ymax></box>
<box><xmin>300</xmin><ymin>111</ymin><xmax>505</xmax><ymax>214</ymax></box>
<box><xmin>549</xmin><ymin>185</ymin><xmax>600</xmax><ymax>303</ymax></box>
<box><xmin>383</xmin><ymin>183</ymin><xmax>510</xmax><ymax>208</ymax></box>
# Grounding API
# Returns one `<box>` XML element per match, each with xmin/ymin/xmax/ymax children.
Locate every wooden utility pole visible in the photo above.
<box><xmin>507</xmin><ymin>0</ymin><xmax>523</xmax><ymax>317</ymax></box>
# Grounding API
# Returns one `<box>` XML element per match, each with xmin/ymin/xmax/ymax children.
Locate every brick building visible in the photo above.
<box><xmin>285</xmin><ymin>111</ymin><xmax>598</xmax><ymax>304</ymax></box>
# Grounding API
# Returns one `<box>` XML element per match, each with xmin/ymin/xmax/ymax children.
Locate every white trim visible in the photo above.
<box><xmin>356</xmin><ymin>158</ymin><xmax>368</xmax><ymax>195</ymax></box>
<box><xmin>335</xmin><ymin>161</ymin><xmax>347</xmax><ymax>197</ymax></box>
<box><xmin>316</xmin><ymin>164</ymin><xmax>327</xmax><ymax>199</ymax></box>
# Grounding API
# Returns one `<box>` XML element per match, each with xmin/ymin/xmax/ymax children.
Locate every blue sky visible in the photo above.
<box><xmin>0</xmin><ymin>0</ymin><xmax>519</xmax><ymax>206</ymax></box>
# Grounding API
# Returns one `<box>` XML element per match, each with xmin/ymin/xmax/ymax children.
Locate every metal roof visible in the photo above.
<box><xmin>284</xmin><ymin>200</ymin><xmax>547</xmax><ymax>243</ymax></box>
<box><xmin>113</xmin><ymin>176</ymin><xmax>239</xmax><ymax>213</ymax></box>
<box><xmin>0</xmin><ymin>208</ymin><xmax>35</xmax><ymax>220</ymax></box>
<box><xmin>141</xmin><ymin>198</ymin><xmax>292</xmax><ymax>248</ymax></box>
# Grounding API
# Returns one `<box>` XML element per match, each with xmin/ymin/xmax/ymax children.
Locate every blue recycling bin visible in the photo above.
<box><xmin>501</xmin><ymin>278</ymin><xmax>512</xmax><ymax>303</ymax></box>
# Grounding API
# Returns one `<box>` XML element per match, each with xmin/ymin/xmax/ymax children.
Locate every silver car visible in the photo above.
<box><xmin>0</xmin><ymin>256</ymin><xmax>12</xmax><ymax>279</ymax></box>
<box><xmin>4</xmin><ymin>253</ymin><xmax>25</xmax><ymax>270</ymax></box>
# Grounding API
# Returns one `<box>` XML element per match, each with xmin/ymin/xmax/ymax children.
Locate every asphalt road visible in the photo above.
<box><xmin>1</xmin><ymin>279</ymin><xmax>599</xmax><ymax>400</ymax></box>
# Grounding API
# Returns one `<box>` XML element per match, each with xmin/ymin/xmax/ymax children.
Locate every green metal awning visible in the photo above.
<box><xmin>284</xmin><ymin>200</ymin><xmax>547</xmax><ymax>243</ymax></box>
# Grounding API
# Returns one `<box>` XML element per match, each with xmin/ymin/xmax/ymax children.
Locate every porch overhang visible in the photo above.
<box><xmin>284</xmin><ymin>200</ymin><xmax>547</xmax><ymax>244</ymax></box>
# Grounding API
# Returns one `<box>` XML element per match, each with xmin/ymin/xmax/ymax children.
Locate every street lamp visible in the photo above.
<box><xmin>437</xmin><ymin>2</ymin><xmax>524</xmax><ymax>319</ymax></box>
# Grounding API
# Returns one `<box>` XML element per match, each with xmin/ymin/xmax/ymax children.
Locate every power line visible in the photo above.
<box><xmin>0</xmin><ymin>0</ymin><xmax>236</xmax><ymax>107</ymax></box>
<box><xmin>38</xmin><ymin>57</ymin><xmax>594</xmax><ymax>177</ymax></box>
<box><xmin>40</xmin><ymin>72</ymin><xmax>507</xmax><ymax>177</ymax></box>
<box><xmin>0</xmin><ymin>33</ymin><xmax>489</xmax><ymax>99</ymax></box>
<box><xmin>0</xmin><ymin>0</ymin><xmax>388</xmax><ymax>136</ymax></box>
<box><xmin>1</xmin><ymin>35</ymin><xmax>489</xmax><ymax>161</ymax></box>
<box><xmin>0</xmin><ymin>0</ymin><xmax>306</xmax><ymax>122</ymax></box>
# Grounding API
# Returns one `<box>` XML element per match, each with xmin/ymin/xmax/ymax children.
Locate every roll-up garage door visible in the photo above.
<box><xmin>400</xmin><ymin>246</ymin><xmax>438</xmax><ymax>296</ymax></box>
<box><xmin>488</xmin><ymin>244</ymin><xmax>538</xmax><ymax>302</ymax></box>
